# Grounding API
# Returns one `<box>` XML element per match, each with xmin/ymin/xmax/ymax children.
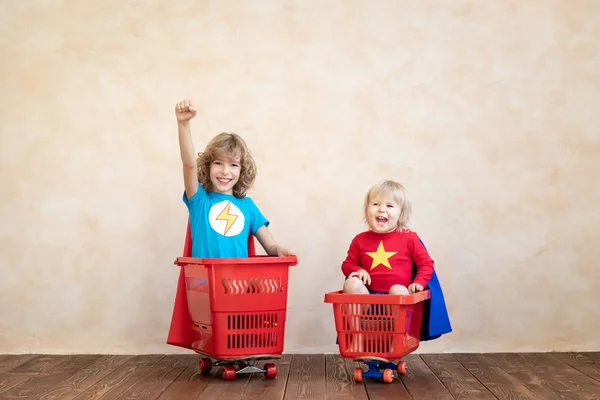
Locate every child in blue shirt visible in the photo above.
<box><xmin>175</xmin><ymin>99</ymin><xmax>294</xmax><ymax>258</ymax></box>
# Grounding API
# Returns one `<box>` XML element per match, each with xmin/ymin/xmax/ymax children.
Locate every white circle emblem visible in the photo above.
<box><xmin>208</xmin><ymin>201</ymin><xmax>245</xmax><ymax>237</ymax></box>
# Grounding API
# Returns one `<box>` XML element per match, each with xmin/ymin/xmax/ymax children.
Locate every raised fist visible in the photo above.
<box><xmin>175</xmin><ymin>99</ymin><xmax>197</xmax><ymax>122</ymax></box>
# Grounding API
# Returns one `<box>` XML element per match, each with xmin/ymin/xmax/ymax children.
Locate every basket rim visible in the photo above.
<box><xmin>324</xmin><ymin>289</ymin><xmax>431</xmax><ymax>305</ymax></box>
<box><xmin>175</xmin><ymin>255</ymin><xmax>298</xmax><ymax>267</ymax></box>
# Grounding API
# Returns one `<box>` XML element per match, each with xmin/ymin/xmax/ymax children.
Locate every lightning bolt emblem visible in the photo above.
<box><xmin>216</xmin><ymin>202</ymin><xmax>238</xmax><ymax>235</ymax></box>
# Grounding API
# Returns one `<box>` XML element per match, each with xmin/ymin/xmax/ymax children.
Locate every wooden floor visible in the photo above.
<box><xmin>1</xmin><ymin>352</ymin><xmax>599</xmax><ymax>399</ymax></box>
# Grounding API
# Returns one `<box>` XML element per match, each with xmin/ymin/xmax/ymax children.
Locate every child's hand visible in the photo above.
<box><xmin>175</xmin><ymin>99</ymin><xmax>197</xmax><ymax>122</ymax></box>
<box><xmin>277</xmin><ymin>246</ymin><xmax>295</xmax><ymax>257</ymax></box>
<box><xmin>408</xmin><ymin>283</ymin><xmax>423</xmax><ymax>294</ymax></box>
<box><xmin>349</xmin><ymin>269</ymin><xmax>371</xmax><ymax>286</ymax></box>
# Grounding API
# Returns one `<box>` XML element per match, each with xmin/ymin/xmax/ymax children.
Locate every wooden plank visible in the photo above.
<box><xmin>484</xmin><ymin>353</ymin><xmax>534</xmax><ymax>374</ymax></box>
<box><xmin>117</xmin><ymin>355</ymin><xmax>195</xmax><ymax>399</ymax></box>
<box><xmin>323</xmin><ymin>354</ymin><xmax>367</xmax><ymax>400</ymax></box>
<box><xmin>8</xmin><ymin>355</ymin><xmax>68</xmax><ymax>375</ymax></box>
<box><xmin>0</xmin><ymin>355</ymin><xmax>38</xmax><ymax>374</ymax></box>
<box><xmin>0</xmin><ymin>355</ymin><xmax>44</xmax><ymax>396</ymax></box>
<box><xmin>0</xmin><ymin>355</ymin><xmax>40</xmax><ymax>395</ymax></box>
<box><xmin>477</xmin><ymin>354</ymin><xmax>564</xmax><ymax>400</ymax></box>
<box><xmin>517</xmin><ymin>353</ymin><xmax>600</xmax><ymax>400</ymax></box>
<box><xmin>400</xmin><ymin>354</ymin><xmax>453</xmax><ymax>400</ymax></box>
<box><xmin>584</xmin><ymin>353</ymin><xmax>600</xmax><ymax>364</ymax></box>
<box><xmin>156</xmin><ymin>356</ymin><xmax>215</xmax><ymax>400</ymax></box>
<box><xmin>364</xmin><ymin>377</ymin><xmax>413</xmax><ymax>399</ymax></box>
<box><xmin>240</xmin><ymin>354</ymin><xmax>293</xmax><ymax>400</ymax></box>
<box><xmin>549</xmin><ymin>353</ymin><xmax>600</xmax><ymax>383</ymax></box>
<box><xmin>73</xmin><ymin>355</ymin><xmax>165</xmax><ymax>400</ymax></box>
<box><xmin>508</xmin><ymin>369</ymin><xmax>584</xmax><ymax>400</ymax></box>
<box><xmin>37</xmin><ymin>355</ymin><xmax>132</xmax><ymax>400</ymax></box>
<box><xmin>1</xmin><ymin>355</ymin><xmax>101</xmax><ymax>399</ymax></box>
<box><xmin>193</xmin><ymin>367</ymin><xmax>251</xmax><ymax>399</ymax></box>
<box><xmin>549</xmin><ymin>353</ymin><xmax>600</xmax><ymax>367</ymax></box>
<box><xmin>0</xmin><ymin>374</ymin><xmax>31</xmax><ymax>396</ymax></box>
<box><xmin>283</xmin><ymin>354</ymin><xmax>327</xmax><ymax>400</ymax></box>
<box><xmin>420</xmin><ymin>354</ymin><xmax>497</xmax><ymax>399</ymax></box>
<box><xmin>455</xmin><ymin>354</ymin><xmax>544</xmax><ymax>400</ymax></box>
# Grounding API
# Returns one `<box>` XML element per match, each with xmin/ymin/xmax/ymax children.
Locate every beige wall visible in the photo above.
<box><xmin>1</xmin><ymin>1</ymin><xmax>599</xmax><ymax>354</ymax></box>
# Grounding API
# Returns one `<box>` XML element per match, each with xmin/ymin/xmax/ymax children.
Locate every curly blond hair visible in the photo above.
<box><xmin>363</xmin><ymin>180</ymin><xmax>412</xmax><ymax>231</ymax></box>
<box><xmin>196</xmin><ymin>132</ymin><xmax>257</xmax><ymax>198</ymax></box>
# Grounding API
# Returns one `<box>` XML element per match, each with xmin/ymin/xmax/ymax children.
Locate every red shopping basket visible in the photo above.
<box><xmin>174</xmin><ymin>254</ymin><xmax>297</xmax><ymax>359</ymax></box>
<box><xmin>324</xmin><ymin>290</ymin><xmax>430</xmax><ymax>361</ymax></box>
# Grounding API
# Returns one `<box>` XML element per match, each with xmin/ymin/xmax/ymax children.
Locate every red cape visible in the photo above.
<box><xmin>166</xmin><ymin>221</ymin><xmax>256</xmax><ymax>349</ymax></box>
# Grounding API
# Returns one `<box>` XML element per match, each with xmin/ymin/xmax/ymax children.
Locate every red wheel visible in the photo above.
<box><xmin>199</xmin><ymin>358</ymin><xmax>212</xmax><ymax>374</ymax></box>
<box><xmin>222</xmin><ymin>366</ymin><xmax>237</xmax><ymax>381</ymax></box>
<box><xmin>382</xmin><ymin>368</ymin><xmax>394</xmax><ymax>383</ymax></box>
<box><xmin>264</xmin><ymin>363</ymin><xmax>277</xmax><ymax>378</ymax></box>
<box><xmin>353</xmin><ymin>367</ymin><xmax>363</xmax><ymax>383</ymax></box>
<box><xmin>397</xmin><ymin>361</ymin><xmax>407</xmax><ymax>375</ymax></box>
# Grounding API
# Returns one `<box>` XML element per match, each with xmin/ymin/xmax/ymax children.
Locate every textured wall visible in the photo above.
<box><xmin>1</xmin><ymin>1</ymin><xmax>599</xmax><ymax>354</ymax></box>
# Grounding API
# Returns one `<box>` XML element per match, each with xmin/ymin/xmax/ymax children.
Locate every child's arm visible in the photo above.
<box><xmin>255</xmin><ymin>226</ymin><xmax>295</xmax><ymax>257</ymax></box>
<box><xmin>341</xmin><ymin>238</ymin><xmax>363</xmax><ymax>277</ymax></box>
<box><xmin>341</xmin><ymin>238</ymin><xmax>371</xmax><ymax>285</ymax></box>
<box><xmin>408</xmin><ymin>232</ymin><xmax>434</xmax><ymax>293</ymax></box>
<box><xmin>175</xmin><ymin>100</ymin><xmax>199</xmax><ymax>200</ymax></box>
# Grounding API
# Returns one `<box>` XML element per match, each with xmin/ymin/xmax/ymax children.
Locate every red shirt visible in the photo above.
<box><xmin>341</xmin><ymin>229</ymin><xmax>434</xmax><ymax>293</ymax></box>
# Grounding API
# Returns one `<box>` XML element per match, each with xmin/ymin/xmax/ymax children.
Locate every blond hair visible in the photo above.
<box><xmin>196</xmin><ymin>132</ymin><xmax>257</xmax><ymax>198</ymax></box>
<box><xmin>364</xmin><ymin>180</ymin><xmax>412</xmax><ymax>230</ymax></box>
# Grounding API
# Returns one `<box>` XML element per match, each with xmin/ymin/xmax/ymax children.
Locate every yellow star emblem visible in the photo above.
<box><xmin>366</xmin><ymin>241</ymin><xmax>397</xmax><ymax>270</ymax></box>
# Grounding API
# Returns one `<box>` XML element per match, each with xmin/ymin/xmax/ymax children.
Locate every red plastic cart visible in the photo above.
<box><xmin>173</xmin><ymin>223</ymin><xmax>297</xmax><ymax>380</ymax></box>
<box><xmin>324</xmin><ymin>290</ymin><xmax>430</xmax><ymax>383</ymax></box>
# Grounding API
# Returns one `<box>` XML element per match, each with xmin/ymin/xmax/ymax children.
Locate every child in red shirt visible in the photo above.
<box><xmin>342</xmin><ymin>180</ymin><xmax>434</xmax><ymax>296</ymax></box>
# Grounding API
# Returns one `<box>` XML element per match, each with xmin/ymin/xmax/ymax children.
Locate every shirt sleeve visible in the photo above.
<box><xmin>408</xmin><ymin>231</ymin><xmax>435</xmax><ymax>287</ymax></box>
<box><xmin>182</xmin><ymin>184</ymin><xmax>208</xmax><ymax>212</ymax></box>
<box><xmin>341</xmin><ymin>237</ymin><xmax>362</xmax><ymax>277</ymax></box>
<box><xmin>249</xmin><ymin>198</ymin><xmax>269</xmax><ymax>234</ymax></box>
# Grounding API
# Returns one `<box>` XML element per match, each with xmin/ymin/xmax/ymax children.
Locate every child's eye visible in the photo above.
<box><xmin>387</xmin><ymin>204</ymin><xmax>394</xmax><ymax>208</ymax></box>
<box><xmin>214</xmin><ymin>161</ymin><xmax>222</xmax><ymax>165</ymax></box>
<box><xmin>372</xmin><ymin>202</ymin><xmax>379</xmax><ymax>206</ymax></box>
<box><xmin>231</xmin><ymin>163</ymin><xmax>240</xmax><ymax>168</ymax></box>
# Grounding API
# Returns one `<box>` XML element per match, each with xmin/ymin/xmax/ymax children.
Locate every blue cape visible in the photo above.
<box><xmin>413</xmin><ymin>239</ymin><xmax>452</xmax><ymax>341</ymax></box>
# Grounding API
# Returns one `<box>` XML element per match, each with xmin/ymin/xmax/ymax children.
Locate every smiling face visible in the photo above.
<box><xmin>209</xmin><ymin>156</ymin><xmax>241</xmax><ymax>195</ymax></box>
<box><xmin>363</xmin><ymin>180</ymin><xmax>412</xmax><ymax>233</ymax></box>
<box><xmin>366</xmin><ymin>191</ymin><xmax>402</xmax><ymax>233</ymax></box>
<box><xmin>197</xmin><ymin>133</ymin><xmax>257</xmax><ymax>198</ymax></box>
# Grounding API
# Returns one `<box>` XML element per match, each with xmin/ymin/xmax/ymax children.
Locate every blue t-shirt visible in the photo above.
<box><xmin>183</xmin><ymin>185</ymin><xmax>269</xmax><ymax>258</ymax></box>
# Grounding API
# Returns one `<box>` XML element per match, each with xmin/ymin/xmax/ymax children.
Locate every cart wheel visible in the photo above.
<box><xmin>353</xmin><ymin>367</ymin><xmax>363</xmax><ymax>383</ymax></box>
<box><xmin>382</xmin><ymin>368</ymin><xmax>394</xmax><ymax>383</ymax></box>
<box><xmin>264</xmin><ymin>363</ymin><xmax>277</xmax><ymax>379</ymax></box>
<box><xmin>397</xmin><ymin>361</ymin><xmax>407</xmax><ymax>375</ymax></box>
<box><xmin>199</xmin><ymin>358</ymin><xmax>212</xmax><ymax>374</ymax></box>
<box><xmin>222</xmin><ymin>366</ymin><xmax>237</xmax><ymax>381</ymax></box>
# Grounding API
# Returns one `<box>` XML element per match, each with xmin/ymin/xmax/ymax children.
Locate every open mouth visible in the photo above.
<box><xmin>216</xmin><ymin>178</ymin><xmax>231</xmax><ymax>185</ymax></box>
<box><xmin>376</xmin><ymin>216</ymin><xmax>387</xmax><ymax>223</ymax></box>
